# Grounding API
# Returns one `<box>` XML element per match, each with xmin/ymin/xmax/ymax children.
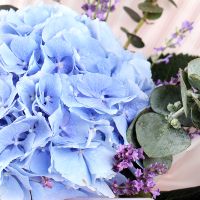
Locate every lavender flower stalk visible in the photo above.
<box><xmin>82</xmin><ymin>0</ymin><xmax>119</xmax><ymax>21</ymax></box>
<box><xmin>152</xmin><ymin>20</ymin><xmax>193</xmax><ymax>64</ymax></box>
<box><xmin>112</xmin><ymin>145</ymin><xmax>167</xmax><ymax>199</ymax></box>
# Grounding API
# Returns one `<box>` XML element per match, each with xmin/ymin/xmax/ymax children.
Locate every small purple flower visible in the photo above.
<box><xmin>153</xmin><ymin>20</ymin><xmax>193</xmax><ymax>64</ymax></box>
<box><xmin>81</xmin><ymin>0</ymin><xmax>120</xmax><ymax>21</ymax></box>
<box><xmin>135</xmin><ymin>169</ymin><xmax>143</xmax><ymax>178</ymax></box>
<box><xmin>133</xmin><ymin>179</ymin><xmax>144</xmax><ymax>192</ymax></box>
<box><xmin>181</xmin><ymin>20</ymin><xmax>193</xmax><ymax>32</ymax></box>
<box><xmin>154</xmin><ymin>46</ymin><xmax>165</xmax><ymax>52</ymax></box>
<box><xmin>151</xmin><ymin>189</ymin><xmax>160</xmax><ymax>199</ymax></box>
<box><xmin>113</xmin><ymin>145</ymin><xmax>144</xmax><ymax>172</ymax></box>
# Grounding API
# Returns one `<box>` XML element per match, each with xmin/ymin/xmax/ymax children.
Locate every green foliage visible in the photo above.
<box><xmin>191</xmin><ymin>103</ymin><xmax>200</xmax><ymax>129</ymax></box>
<box><xmin>127</xmin><ymin>109</ymin><xmax>149</xmax><ymax>148</ymax></box>
<box><xmin>168</xmin><ymin>0</ymin><xmax>177</xmax><ymax>7</ymax></box>
<box><xmin>145</xmin><ymin>12</ymin><xmax>162</xmax><ymax>20</ymax></box>
<box><xmin>127</xmin><ymin>33</ymin><xmax>145</xmax><ymax>48</ymax></box>
<box><xmin>123</xmin><ymin>6</ymin><xmax>141</xmax><ymax>22</ymax></box>
<box><xmin>143</xmin><ymin>156</ymin><xmax>172</xmax><ymax>169</ymax></box>
<box><xmin>136</xmin><ymin>112</ymin><xmax>191</xmax><ymax>158</ymax></box>
<box><xmin>121</xmin><ymin>27</ymin><xmax>145</xmax><ymax>48</ymax></box>
<box><xmin>188</xmin><ymin>58</ymin><xmax>200</xmax><ymax>90</ymax></box>
<box><xmin>180</xmin><ymin>70</ymin><xmax>192</xmax><ymax>117</ymax></box>
<box><xmin>138</xmin><ymin>1</ymin><xmax>163</xmax><ymax>20</ymax></box>
<box><xmin>150</xmin><ymin>85</ymin><xmax>181</xmax><ymax>115</ymax></box>
<box><xmin>0</xmin><ymin>5</ymin><xmax>18</xmax><ymax>11</ymax></box>
<box><xmin>151</xmin><ymin>54</ymin><xmax>198</xmax><ymax>81</ymax></box>
<box><xmin>138</xmin><ymin>2</ymin><xmax>163</xmax><ymax>14</ymax></box>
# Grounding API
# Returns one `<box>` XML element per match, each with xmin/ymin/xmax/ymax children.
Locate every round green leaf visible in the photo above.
<box><xmin>188</xmin><ymin>58</ymin><xmax>200</xmax><ymax>90</ymax></box>
<box><xmin>145</xmin><ymin>12</ymin><xmax>162</xmax><ymax>20</ymax></box>
<box><xmin>127</xmin><ymin>109</ymin><xmax>150</xmax><ymax>148</ymax></box>
<box><xmin>150</xmin><ymin>85</ymin><xmax>181</xmax><ymax>115</ymax></box>
<box><xmin>191</xmin><ymin>103</ymin><xmax>200</xmax><ymax>129</ymax></box>
<box><xmin>136</xmin><ymin>112</ymin><xmax>191</xmax><ymax>158</ymax></box>
<box><xmin>143</xmin><ymin>155</ymin><xmax>172</xmax><ymax>170</ymax></box>
<box><xmin>123</xmin><ymin>6</ymin><xmax>141</xmax><ymax>22</ymax></box>
<box><xmin>138</xmin><ymin>2</ymin><xmax>163</xmax><ymax>14</ymax></box>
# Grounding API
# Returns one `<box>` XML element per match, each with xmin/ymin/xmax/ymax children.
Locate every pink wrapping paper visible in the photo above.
<box><xmin>156</xmin><ymin>136</ymin><xmax>200</xmax><ymax>191</ymax></box>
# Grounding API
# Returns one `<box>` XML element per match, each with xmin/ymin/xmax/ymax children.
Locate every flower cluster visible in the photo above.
<box><xmin>152</xmin><ymin>20</ymin><xmax>193</xmax><ymax>64</ymax></box>
<box><xmin>0</xmin><ymin>4</ymin><xmax>153</xmax><ymax>200</ymax></box>
<box><xmin>112</xmin><ymin>145</ymin><xmax>167</xmax><ymax>199</ymax></box>
<box><xmin>82</xmin><ymin>0</ymin><xmax>119</xmax><ymax>21</ymax></box>
<box><xmin>113</xmin><ymin>144</ymin><xmax>144</xmax><ymax>172</ymax></box>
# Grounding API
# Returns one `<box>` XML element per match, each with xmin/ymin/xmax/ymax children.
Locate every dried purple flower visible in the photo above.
<box><xmin>82</xmin><ymin>0</ymin><xmax>119</xmax><ymax>21</ymax></box>
<box><xmin>113</xmin><ymin>144</ymin><xmax>144</xmax><ymax>172</ymax></box>
<box><xmin>152</xmin><ymin>20</ymin><xmax>193</xmax><ymax>64</ymax></box>
<box><xmin>112</xmin><ymin>145</ymin><xmax>167</xmax><ymax>199</ymax></box>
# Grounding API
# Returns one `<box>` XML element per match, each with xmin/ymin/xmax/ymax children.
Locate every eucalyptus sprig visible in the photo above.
<box><xmin>128</xmin><ymin>58</ymin><xmax>200</xmax><ymax>169</ymax></box>
<box><xmin>122</xmin><ymin>0</ymin><xmax>169</xmax><ymax>49</ymax></box>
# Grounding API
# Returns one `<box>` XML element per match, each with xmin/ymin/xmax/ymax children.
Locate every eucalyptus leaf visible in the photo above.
<box><xmin>128</xmin><ymin>33</ymin><xmax>145</xmax><ymax>48</ymax></box>
<box><xmin>123</xmin><ymin>6</ymin><xmax>141</xmax><ymax>22</ymax></box>
<box><xmin>145</xmin><ymin>12</ymin><xmax>162</xmax><ymax>20</ymax></box>
<box><xmin>191</xmin><ymin>103</ymin><xmax>200</xmax><ymax>129</ymax></box>
<box><xmin>168</xmin><ymin>0</ymin><xmax>177</xmax><ymax>7</ymax></box>
<box><xmin>188</xmin><ymin>58</ymin><xmax>200</xmax><ymax>90</ymax></box>
<box><xmin>136</xmin><ymin>112</ymin><xmax>191</xmax><ymax>158</ymax></box>
<box><xmin>127</xmin><ymin>109</ymin><xmax>150</xmax><ymax>148</ymax></box>
<box><xmin>143</xmin><ymin>155</ymin><xmax>172</xmax><ymax>170</ymax></box>
<box><xmin>120</xmin><ymin>27</ymin><xmax>129</xmax><ymax>34</ymax></box>
<box><xmin>150</xmin><ymin>85</ymin><xmax>181</xmax><ymax>115</ymax></box>
<box><xmin>138</xmin><ymin>2</ymin><xmax>163</xmax><ymax>14</ymax></box>
<box><xmin>192</xmin><ymin>95</ymin><xmax>200</xmax><ymax>109</ymax></box>
<box><xmin>180</xmin><ymin>69</ymin><xmax>191</xmax><ymax>117</ymax></box>
<box><xmin>0</xmin><ymin>5</ymin><xmax>18</xmax><ymax>11</ymax></box>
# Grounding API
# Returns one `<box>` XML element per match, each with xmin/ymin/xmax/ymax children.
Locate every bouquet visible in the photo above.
<box><xmin>0</xmin><ymin>1</ymin><xmax>199</xmax><ymax>199</ymax></box>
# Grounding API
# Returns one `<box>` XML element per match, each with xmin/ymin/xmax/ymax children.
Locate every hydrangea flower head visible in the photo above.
<box><xmin>0</xmin><ymin>5</ymin><xmax>154</xmax><ymax>199</ymax></box>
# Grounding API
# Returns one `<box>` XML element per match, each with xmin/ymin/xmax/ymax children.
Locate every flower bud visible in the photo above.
<box><xmin>170</xmin><ymin>118</ymin><xmax>181</xmax><ymax>129</ymax></box>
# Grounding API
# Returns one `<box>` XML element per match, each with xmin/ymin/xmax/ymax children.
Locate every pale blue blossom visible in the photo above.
<box><xmin>0</xmin><ymin>4</ymin><xmax>154</xmax><ymax>199</ymax></box>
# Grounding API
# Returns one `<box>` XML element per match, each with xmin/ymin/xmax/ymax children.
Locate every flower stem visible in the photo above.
<box><xmin>94</xmin><ymin>0</ymin><xmax>100</xmax><ymax>19</ymax></box>
<box><xmin>124</xmin><ymin>17</ymin><xmax>146</xmax><ymax>49</ymax></box>
<box><xmin>171</xmin><ymin>107</ymin><xmax>185</xmax><ymax>119</ymax></box>
<box><xmin>105</xmin><ymin>0</ymin><xmax>112</xmax><ymax>21</ymax></box>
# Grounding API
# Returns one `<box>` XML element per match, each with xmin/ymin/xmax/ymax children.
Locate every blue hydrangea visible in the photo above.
<box><xmin>0</xmin><ymin>4</ymin><xmax>154</xmax><ymax>199</ymax></box>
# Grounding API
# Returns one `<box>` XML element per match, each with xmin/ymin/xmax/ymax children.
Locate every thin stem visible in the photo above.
<box><xmin>94</xmin><ymin>0</ymin><xmax>100</xmax><ymax>19</ymax></box>
<box><xmin>171</xmin><ymin>107</ymin><xmax>185</xmax><ymax>119</ymax></box>
<box><xmin>124</xmin><ymin>16</ymin><xmax>146</xmax><ymax>49</ymax></box>
<box><xmin>105</xmin><ymin>0</ymin><xmax>112</xmax><ymax>21</ymax></box>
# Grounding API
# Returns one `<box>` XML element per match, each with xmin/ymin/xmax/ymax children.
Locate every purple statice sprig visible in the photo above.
<box><xmin>112</xmin><ymin>145</ymin><xmax>167</xmax><ymax>199</ymax></box>
<box><xmin>113</xmin><ymin>144</ymin><xmax>144</xmax><ymax>172</ymax></box>
<box><xmin>82</xmin><ymin>0</ymin><xmax>119</xmax><ymax>21</ymax></box>
<box><xmin>152</xmin><ymin>20</ymin><xmax>194</xmax><ymax>64</ymax></box>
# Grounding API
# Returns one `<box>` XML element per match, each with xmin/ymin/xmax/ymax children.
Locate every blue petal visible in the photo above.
<box><xmin>30</xmin><ymin>181</ymin><xmax>87</xmax><ymax>200</ymax></box>
<box><xmin>10</xmin><ymin>36</ymin><xmax>38</xmax><ymax>62</ymax></box>
<box><xmin>50</xmin><ymin>147</ymin><xmax>91</xmax><ymax>186</ymax></box>
<box><xmin>0</xmin><ymin>175</ymin><xmax>27</xmax><ymax>200</ymax></box>
<box><xmin>84</xmin><ymin>144</ymin><xmax>115</xmax><ymax>180</ymax></box>
<box><xmin>36</xmin><ymin>74</ymin><xmax>62</xmax><ymax>115</ymax></box>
